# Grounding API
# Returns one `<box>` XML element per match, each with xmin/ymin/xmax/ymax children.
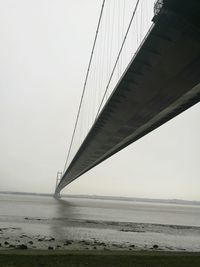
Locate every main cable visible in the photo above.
<box><xmin>62</xmin><ymin>0</ymin><xmax>106</xmax><ymax>173</ymax></box>
<box><xmin>95</xmin><ymin>0</ymin><xmax>140</xmax><ymax>119</ymax></box>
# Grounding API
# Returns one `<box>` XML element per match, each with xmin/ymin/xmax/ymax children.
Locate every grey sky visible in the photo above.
<box><xmin>0</xmin><ymin>0</ymin><xmax>199</xmax><ymax>200</ymax></box>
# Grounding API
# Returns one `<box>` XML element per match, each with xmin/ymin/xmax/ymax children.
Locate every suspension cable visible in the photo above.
<box><xmin>62</xmin><ymin>0</ymin><xmax>106</xmax><ymax>173</ymax></box>
<box><xmin>95</xmin><ymin>0</ymin><xmax>140</xmax><ymax>120</ymax></box>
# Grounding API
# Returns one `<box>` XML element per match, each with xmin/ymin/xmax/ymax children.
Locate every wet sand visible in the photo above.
<box><xmin>1</xmin><ymin>218</ymin><xmax>200</xmax><ymax>252</ymax></box>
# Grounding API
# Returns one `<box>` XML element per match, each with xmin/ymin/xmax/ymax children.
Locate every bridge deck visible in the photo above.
<box><xmin>56</xmin><ymin>0</ymin><xmax>200</xmax><ymax>194</ymax></box>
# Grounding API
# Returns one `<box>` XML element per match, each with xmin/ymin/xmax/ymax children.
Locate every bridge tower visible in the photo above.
<box><xmin>54</xmin><ymin>171</ymin><xmax>62</xmax><ymax>198</ymax></box>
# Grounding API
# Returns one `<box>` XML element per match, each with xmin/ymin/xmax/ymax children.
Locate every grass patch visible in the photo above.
<box><xmin>0</xmin><ymin>250</ymin><xmax>200</xmax><ymax>267</ymax></box>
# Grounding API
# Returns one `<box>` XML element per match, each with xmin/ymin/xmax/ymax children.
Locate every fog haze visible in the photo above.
<box><xmin>0</xmin><ymin>0</ymin><xmax>199</xmax><ymax>200</ymax></box>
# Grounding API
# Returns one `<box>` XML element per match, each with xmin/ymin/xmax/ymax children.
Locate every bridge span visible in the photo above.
<box><xmin>55</xmin><ymin>0</ymin><xmax>200</xmax><ymax>196</ymax></box>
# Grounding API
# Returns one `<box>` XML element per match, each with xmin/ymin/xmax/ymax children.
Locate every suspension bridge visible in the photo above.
<box><xmin>54</xmin><ymin>0</ymin><xmax>200</xmax><ymax>197</ymax></box>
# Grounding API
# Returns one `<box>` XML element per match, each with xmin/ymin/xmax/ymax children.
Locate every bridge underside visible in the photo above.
<box><xmin>56</xmin><ymin>0</ymin><xmax>200</xmax><ymax>194</ymax></box>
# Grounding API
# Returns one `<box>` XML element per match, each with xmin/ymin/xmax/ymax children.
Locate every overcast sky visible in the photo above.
<box><xmin>0</xmin><ymin>0</ymin><xmax>199</xmax><ymax>201</ymax></box>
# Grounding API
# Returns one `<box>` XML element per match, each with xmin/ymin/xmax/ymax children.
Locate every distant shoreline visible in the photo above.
<box><xmin>0</xmin><ymin>191</ymin><xmax>200</xmax><ymax>206</ymax></box>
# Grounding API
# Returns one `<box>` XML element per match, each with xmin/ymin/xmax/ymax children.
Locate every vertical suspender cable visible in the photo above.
<box><xmin>62</xmin><ymin>0</ymin><xmax>106</xmax><ymax>173</ymax></box>
<box><xmin>95</xmin><ymin>0</ymin><xmax>140</xmax><ymax>119</ymax></box>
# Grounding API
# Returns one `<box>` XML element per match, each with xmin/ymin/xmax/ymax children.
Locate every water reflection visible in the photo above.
<box><xmin>50</xmin><ymin>198</ymin><xmax>79</xmax><ymax>240</ymax></box>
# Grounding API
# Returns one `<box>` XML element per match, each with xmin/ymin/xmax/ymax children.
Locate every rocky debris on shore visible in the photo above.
<box><xmin>120</xmin><ymin>229</ymin><xmax>145</xmax><ymax>233</ymax></box>
<box><xmin>1</xmin><ymin>228</ymin><xmax>172</xmax><ymax>251</ymax></box>
<box><xmin>20</xmin><ymin>234</ymin><xmax>28</xmax><ymax>238</ymax></box>
<box><xmin>152</xmin><ymin>244</ymin><xmax>159</xmax><ymax>249</ymax></box>
<box><xmin>24</xmin><ymin>217</ymin><xmax>41</xmax><ymax>221</ymax></box>
<box><xmin>8</xmin><ymin>244</ymin><xmax>15</xmax><ymax>248</ymax></box>
<box><xmin>16</xmin><ymin>244</ymin><xmax>28</xmax><ymax>249</ymax></box>
<box><xmin>64</xmin><ymin>240</ymin><xmax>72</xmax><ymax>246</ymax></box>
<box><xmin>0</xmin><ymin>217</ymin><xmax>199</xmax><ymax>252</ymax></box>
<box><xmin>0</xmin><ymin>227</ymin><xmax>181</xmax><ymax>252</ymax></box>
<box><xmin>0</xmin><ymin>227</ymin><xmax>20</xmax><ymax>231</ymax></box>
<box><xmin>45</xmin><ymin>237</ymin><xmax>55</xmax><ymax>241</ymax></box>
<box><xmin>0</xmin><ymin>236</ymin><xmax>175</xmax><ymax>251</ymax></box>
<box><xmin>1</xmin><ymin>243</ymin><xmax>28</xmax><ymax>249</ymax></box>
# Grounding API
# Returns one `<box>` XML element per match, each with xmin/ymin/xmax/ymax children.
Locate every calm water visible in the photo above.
<box><xmin>0</xmin><ymin>194</ymin><xmax>200</xmax><ymax>251</ymax></box>
<box><xmin>1</xmin><ymin>194</ymin><xmax>200</xmax><ymax>226</ymax></box>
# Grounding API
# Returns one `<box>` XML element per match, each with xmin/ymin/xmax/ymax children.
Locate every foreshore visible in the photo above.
<box><xmin>1</xmin><ymin>228</ymin><xmax>200</xmax><ymax>267</ymax></box>
<box><xmin>0</xmin><ymin>226</ymin><xmax>167</xmax><ymax>251</ymax></box>
<box><xmin>0</xmin><ymin>250</ymin><xmax>200</xmax><ymax>267</ymax></box>
<box><xmin>1</xmin><ymin>221</ymin><xmax>200</xmax><ymax>252</ymax></box>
